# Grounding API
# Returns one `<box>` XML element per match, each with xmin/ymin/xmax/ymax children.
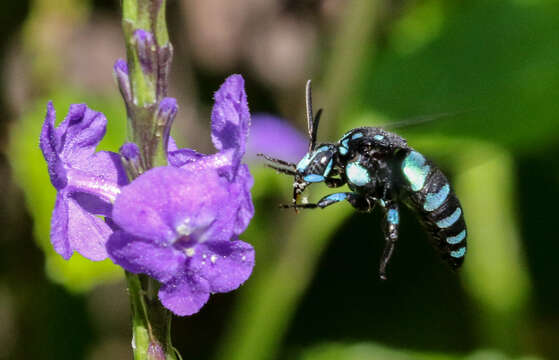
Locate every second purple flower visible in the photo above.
<box><xmin>107</xmin><ymin>75</ymin><xmax>255</xmax><ymax>316</ymax></box>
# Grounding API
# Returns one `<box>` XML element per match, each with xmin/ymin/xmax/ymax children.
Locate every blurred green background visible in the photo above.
<box><xmin>1</xmin><ymin>0</ymin><xmax>558</xmax><ymax>359</ymax></box>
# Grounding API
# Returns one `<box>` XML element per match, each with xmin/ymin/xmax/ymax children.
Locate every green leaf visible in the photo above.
<box><xmin>349</xmin><ymin>0</ymin><xmax>559</xmax><ymax>153</ymax></box>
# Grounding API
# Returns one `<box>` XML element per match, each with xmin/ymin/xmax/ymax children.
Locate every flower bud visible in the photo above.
<box><xmin>113</xmin><ymin>59</ymin><xmax>132</xmax><ymax>108</ymax></box>
<box><xmin>134</xmin><ymin>29</ymin><xmax>156</xmax><ymax>76</ymax></box>
<box><xmin>157</xmin><ymin>97</ymin><xmax>178</xmax><ymax>155</ymax></box>
<box><xmin>147</xmin><ymin>341</ymin><xmax>165</xmax><ymax>360</ymax></box>
<box><xmin>120</xmin><ymin>142</ymin><xmax>142</xmax><ymax>179</ymax></box>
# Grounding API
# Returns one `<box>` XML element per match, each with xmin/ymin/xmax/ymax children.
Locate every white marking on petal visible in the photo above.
<box><xmin>176</xmin><ymin>219</ymin><xmax>192</xmax><ymax>236</ymax></box>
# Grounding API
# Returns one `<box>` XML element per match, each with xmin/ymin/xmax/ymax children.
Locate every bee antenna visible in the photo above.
<box><xmin>306</xmin><ymin>80</ymin><xmax>321</xmax><ymax>152</ymax></box>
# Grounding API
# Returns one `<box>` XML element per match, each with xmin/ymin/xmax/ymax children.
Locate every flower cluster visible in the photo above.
<box><xmin>40</xmin><ymin>74</ymin><xmax>255</xmax><ymax>316</ymax></box>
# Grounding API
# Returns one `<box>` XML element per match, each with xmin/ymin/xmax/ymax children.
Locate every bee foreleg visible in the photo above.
<box><xmin>379</xmin><ymin>202</ymin><xmax>400</xmax><ymax>280</ymax></box>
<box><xmin>280</xmin><ymin>192</ymin><xmax>372</xmax><ymax>211</ymax></box>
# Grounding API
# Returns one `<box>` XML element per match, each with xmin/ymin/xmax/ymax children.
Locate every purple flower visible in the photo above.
<box><xmin>168</xmin><ymin>75</ymin><xmax>254</xmax><ymax>237</ymax></box>
<box><xmin>107</xmin><ymin>75</ymin><xmax>255</xmax><ymax>315</ymax></box>
<box><xmin>39</xmin><ymin>102</ymin><xmax>127</xmax><ymax>260</ymax></box>
<box><xmin>40</xmin><ymin>72</ymin><xmax>254</xmax><ymax>315</ymax></box>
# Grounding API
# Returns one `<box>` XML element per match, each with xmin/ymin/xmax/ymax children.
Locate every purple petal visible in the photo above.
<box><xmin>40</xmin><ymin>103</ymin><xmax>125</xmax><ymax>198</ymax></box>
<box><xmin>71</xmin><ymin>192</ymin><xmax>112</xmax><ymax>217</ymax></box>
<box><xmin>50</xmin><ymin>193</ymin><xmax>71</xmax><ymax>259</ymax></box>
<box><xmin>112</xmin><ymin>166</ymin><xmax>229</xmax><ymax>244</ymax></box>
<box><xmin>177</xmin><ymin>158</ymin><xmax>253</xmax><ymax>241</ymax></box>
<box><xmin>66</xmin><ymin>151</ymin><xmax>127</xmax><ymax>204</ymax></box>
<box><xmin>40</xmin><ymin>102</ymin><xmax>67</xmax><ymax>189</ymax></box>
<box><xmin>178</xmin><ymin>149</ymin><xmax>234</xmax><ymax>177</ymax></box>
<box><xmin>211</xmin><ymin>74</ymin><xmax>250</xmax><ymax>169</ymax></box>
<box><xmin>167</xmin><ymin>136</ymin><xmax>178</xmax><ymax>152</ymax></box>
<box><xmin>167</xmin><ymin>148</ymin><xmax>205</xmax><ymax>168</ymax></box>
<box><xmin>58</xmin><ymin>104</ymin><xmax>108</xmax><ymax>165</ymax></box>
<box><xmin>82</xmin><ymin>150</ymin><xmax>127</xmax><ymax>184</ymax></box>
<box><xmin>190</xmin><ymin>239</ymin><xmax>254</xmax><ymax>293</ymax></box>
<box><xmin>232</xmin><ymin>164</ymin><xmax>254</xmax><ymax>235</ymax></box>
<box><xmin>158</xmin><ymin>271</ymin><xmax>210</xmax><ymax>316</ymax></box>
<box><xmin>66</xmin><ymin>197</ymin><xmax>111</xmax><ymax>260</ymax></box>
<box><xmin>246</xmin><ymin>114</ymin><xmax>308</xmax><ymax>163</ymax></box>
<box><xmin>107</xmin><ymin>231</ymin><xmax>184</xmax><ymax>283</ymax></box>
<box><xmin>51</xmin><ymin>192</ymin><xmax>112</xmax><ymax>261</ymax></box>
<box><xmin>206</xmin><ymin>164</ymin><xmax>254</xmax><ymax>241</ymax></box>
<box><xmin>104</xmin><ymin>217</ymin><xmax>120</xmax><ymax>232</ymax></box>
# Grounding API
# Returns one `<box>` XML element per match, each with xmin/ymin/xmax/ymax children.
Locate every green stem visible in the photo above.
<box><xmin>121</xmin><ymin>0</ymin><xmax>172</xmax><ymax>169</ymax></box>
<box><xmin>126</xmin><ymin>274</ymin><xmax>178</xmax><ymax>359</ymax></box>
<box><xmin>145</xmin><ymin>276</ymin><xmax>177</xmax><ymax>359</ymax></box>
<box><xmin>126</xmin><ymin>272</ymin><xmax>152</xmax><ymax>360</ymax></box>
<box><xmin>120</xmin><ymin>1</ymin><xmax>177</xmax><ymax>358</ymax></box>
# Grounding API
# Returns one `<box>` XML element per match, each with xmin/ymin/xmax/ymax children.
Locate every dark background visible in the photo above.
<box><xmin>1</xmin><ymin>0</ymin><xmax>558</xmax><ymax>359</ymax></box>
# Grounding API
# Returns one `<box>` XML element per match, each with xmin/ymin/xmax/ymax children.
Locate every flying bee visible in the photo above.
<box><xmin>260</xmin><ymin>80</ymin><xmax>467</xmax><ymax>279</ymax></box>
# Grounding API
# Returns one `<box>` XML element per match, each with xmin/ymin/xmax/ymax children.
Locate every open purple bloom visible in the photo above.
<box><xmin>39</xmin><ymin>102</ymin><xmax>127</xmax><ymax>260</ymax></box>
<box><xmin>107</xmin><ymin>75</ymin><xmax>255</xmax><ymax>315</ymax></box>
<box><xmin>168</xmin><ymin>75</ymin><xmax>254</xmax><ymax>240</ymax></box>
<box><xmin>107</xmin><ymin>167</ymin><xmax>254</xmax><ymax>315</ymax></box>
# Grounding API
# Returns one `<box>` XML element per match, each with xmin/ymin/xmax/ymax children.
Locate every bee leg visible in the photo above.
<box><xmin>280</xmin><ymin>192</ymin><xmax>373</xmax><ymax>211</ymax></box>
<box><xmin>324</xmin><ymin>177</ymin><xmax>346</xmax><ymax>188</ymax></box>
<box><xmin>379</xmin><ymin>202</ymin><xmax>399</xmax><ymax>281</ymax></box>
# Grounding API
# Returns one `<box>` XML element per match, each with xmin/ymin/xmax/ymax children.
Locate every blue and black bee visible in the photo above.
<box><xmin>261</xmin><ymin>80</ymin><xmax>467</xmax><ymax>280</ymax></box>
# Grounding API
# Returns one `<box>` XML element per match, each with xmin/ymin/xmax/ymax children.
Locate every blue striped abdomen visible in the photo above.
<box><xmin>399</xmin><ymin>150</ymin><xmax>467</xmax><ymax>269</ymax></box>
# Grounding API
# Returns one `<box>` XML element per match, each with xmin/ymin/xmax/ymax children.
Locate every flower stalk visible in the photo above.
<box><xmin>119</xmin><ymin>0</ymin><xmax>177</xmax><ymax>358</ymax></box>
<box><xmin>120</xmin><ymin>0</ymin><xmax>173</xmax><ymax>170</ymax></box>
<box><xmin>126</xmin><ymin>273</ymin><xmax>177</xmax><ymax>360</ymax></box>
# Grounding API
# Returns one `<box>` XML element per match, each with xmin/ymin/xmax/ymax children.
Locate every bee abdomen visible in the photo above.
<box><xmin>400</xmin><ymin>150</ymin><xmax>467</xmax><ymax>269</ymax></box>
